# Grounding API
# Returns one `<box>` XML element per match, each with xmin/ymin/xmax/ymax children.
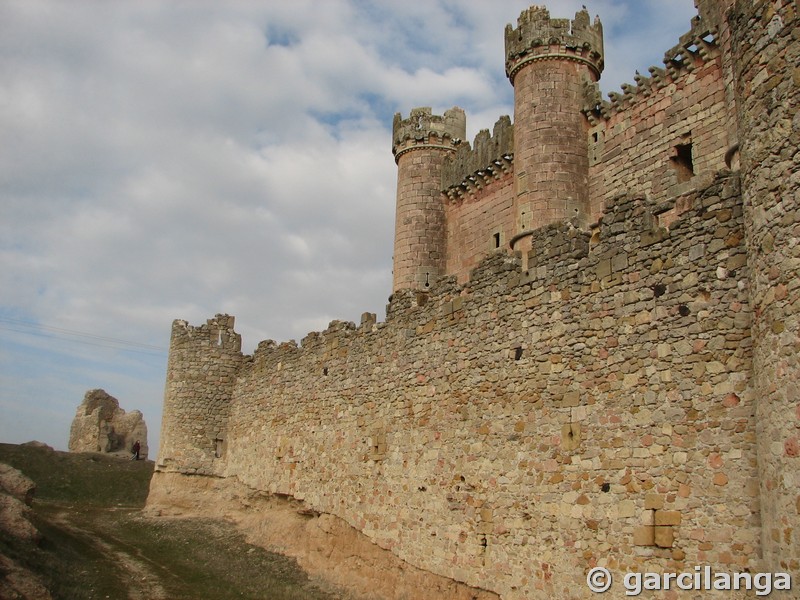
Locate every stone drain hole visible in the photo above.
<box><xmin>652</xmin><ymin>283</ymin><xmax>667</xmax><ymax>298</ymax></box>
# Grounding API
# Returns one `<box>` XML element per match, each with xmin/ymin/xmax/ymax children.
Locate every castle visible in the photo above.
<box><xmin>148</xmin><ymin>1</ymin><xmax>799</xmax><ymax>598</ymax></box>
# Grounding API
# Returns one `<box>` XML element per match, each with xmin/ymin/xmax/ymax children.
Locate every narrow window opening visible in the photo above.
<box><xmin>214</xmin><ymin>438</ymin><xmax>224</xmax><ymax>458</ymax></box>
<box><xmin>323</xmin><ymin>367</ymin><xmax>328</xmax><ymax>376</ymax></box>
<box><xmin>514</xmin><ymin>347</ymin><xmax>523</xmax><ymax>361</ymax></box>
<box><xmin>671</xmin><ymin>142</ymin><xmax>694</xmax><ymax>183</ymax></box>
<box><xmin>493</xmin><ymin>232</ymin><xmax>501</xmax><ymax>249</ymax></box>
<box><xmin>424</xmin><ymin>272</ymin><xmax>430</xmax><ymax>288</ymax></box>
<box><xmin>592</xmin><ymin>131</ymin><xmax>599</xmax><ymax>142</ymax></box>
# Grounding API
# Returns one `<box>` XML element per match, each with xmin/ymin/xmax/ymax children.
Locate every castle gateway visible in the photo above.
<box><xmin>149</xmin><ymin>2</ymin><xmax>800</xmax><ymax>598</ymax></box>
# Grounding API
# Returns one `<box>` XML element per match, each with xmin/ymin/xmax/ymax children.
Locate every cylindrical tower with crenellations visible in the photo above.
<box><xmin>391</xmin><ymin>107</ymin><xmax>465</xmax><ymax>292</ymax></box>
<box><xmin>505</xmin><ymin>6</ymin><xmax>604</xmax><ymax>232</ymax></box>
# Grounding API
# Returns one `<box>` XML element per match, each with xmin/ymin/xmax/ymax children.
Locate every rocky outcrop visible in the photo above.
<box><xmin>0</xmin><ymin>463</ymin><xmax>38</xmax><ymax>541</ymax></box>
<box><xmin>68</xmin><ymin>389</ymin><xmax>148</xmax><ymax>459</ymax></box>
<box><xmin>0</xmin><ymin>463</ymin><xmax>36</xmax><ymax>506</ymax></box>
<box><xmin>0</xmin><ymin>463</ymin><xmax>51</xmax><ymax>600</ymax></box>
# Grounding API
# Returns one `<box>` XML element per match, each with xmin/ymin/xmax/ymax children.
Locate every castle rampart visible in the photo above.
<box><xmin>150</xmin><ymin>3</ymin><xmax>799</xmax><ymax>598</ymax></box>
<box><xmin>153</xmin><ymin>173</ymin><xmax>766</xmax><ymax>599</ymax></box>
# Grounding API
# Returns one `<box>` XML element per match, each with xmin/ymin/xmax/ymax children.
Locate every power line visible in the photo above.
<box><xmin>0</xmin><ymin>317</ymin><xmax>167</xmax><ymax>356</ymax></box>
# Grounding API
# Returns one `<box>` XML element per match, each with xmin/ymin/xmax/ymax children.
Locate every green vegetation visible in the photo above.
<box><xmin>0</xmin><ymin>443</ymin><xmax>343</xmax><ymax>600</ymax></box>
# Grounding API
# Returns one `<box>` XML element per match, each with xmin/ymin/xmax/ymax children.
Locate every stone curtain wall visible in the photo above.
<box><xmin>443</xmin><ymin>116</ymin><xmax>516</xmax><ymax>284</ymax></box>
<box><xmin>203</xmin><ymin>174</ymin><xmax>759</xmax><ymax>599</ymax></box>
<box><xmin>444</xmin><ymin>170</ymin><xmax>515</xmax><ymax>284</ymax></box>
<box><xmin>157</xmin><ymin>315</ymin><xmax>243</xmax><ymax>476</ymax></box>
<box><xmin>586</xmin><ymin>28</ymin><xmax>731</xmax><ymax>222</ymax></box>
<box><xmin>733</xmin><ymin>0</ymin><xmax>800</xmax><ymax>574</ymax></box>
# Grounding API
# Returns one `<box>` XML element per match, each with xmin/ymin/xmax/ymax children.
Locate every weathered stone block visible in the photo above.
<box><xmin>655</xmin><ymin>510</ymin><xmax>682</xmax><ymax>526</ymax></box>
<box><xmin>654</xmin><ymin>526</ymin><xmax>674</xmax><ymax>548</ymax></box>
<box><xmin>644</xmin><ymin>494</ymin><xmax>664</xmax><ymax>510</ymax></box>
<box><xmin>633</xmin><ymin>526</ymin><xmax>655</xmax><ymax>546</ymax></box>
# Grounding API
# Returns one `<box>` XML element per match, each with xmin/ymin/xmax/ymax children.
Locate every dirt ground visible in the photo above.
<box><xmin>0</xmin><ymin>443</ymin><xmax>345</xmax><ymax>600</ymax></box>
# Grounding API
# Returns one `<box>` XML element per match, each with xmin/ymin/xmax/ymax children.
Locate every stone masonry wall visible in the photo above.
<box><xmin>441</xmin><ymin>117</ymin><xmax>515</xmax><ymax>284</ymax></box>
<box><xmin>165</xmin><ymin>173</ymin><xmax>762</xmax><ymax>600</ymax></box>
<box><xmin>586</xmin><ymin>30</ymin><xmax>731</xmax><ymax>222</ymax></box>
<box><xmin>149</xmin><ymin>3</ymin><xmax>800</xmax><ymax>598</ymax></box>
<box><xmin>733</xmin><ymin>0</ymin><xmax>800</xmax><ymax>575</ymax></box>
<box><xmin>157</xmin><ymin>315</ymin><xmax>242</xmax><ymax>477</ymax></box>
<box><xmin>444</xmin><ymin>170</ymin><xmax>515</xmax><ymax>284</ymax></box>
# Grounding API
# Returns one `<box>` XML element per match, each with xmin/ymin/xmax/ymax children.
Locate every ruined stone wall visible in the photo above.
<box><xmin>732</xmin><ymin>0</ymin><xmax>800</xmax><ymax>575</ymax></box>
<box><xmin>586</xmin><ymin>25</ymin><xmax>732</xmax><ymax>221</ymax></box>
<box><xmin>68</xmin><ymin>389</ymin><xmax>148</xmax><ymax>458</ymax></box>
<box><xmin>151</xmin><ymin>173</ymin><xmax>760</xmax><ymax>600</ymax></box>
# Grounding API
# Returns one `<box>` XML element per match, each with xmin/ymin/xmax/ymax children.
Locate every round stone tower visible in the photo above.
<box><xmin>391</xmin><ymin>107</ymin><xmax>466</xmax><ymax>292</ymax></box>
<box><xmin>505</xmin><ymin>6</ymin><xmax>604</xmax><ymax>231</ymax></box>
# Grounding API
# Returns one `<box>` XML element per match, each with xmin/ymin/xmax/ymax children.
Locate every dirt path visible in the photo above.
<box><xmin>48</xmin><ymin>507</ymin><xmax>169</xmax><ymax>600</ymax></box>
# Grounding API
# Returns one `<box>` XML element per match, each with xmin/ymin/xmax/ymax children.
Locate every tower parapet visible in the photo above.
<box><xmin>391</xmin><ymin>107</ymin><xmax>466</xmax><ymax>292</ymax></box>
<box><xmin>441</xmin><ymin>115</ymin><xmax>514</xmax><ymax>195</ymax></box>
<box><xmin>504</xmin><ymin>5</ymin><xmax>604</xmax><ymax>84</ymax></box>
<box><xmin>391</xmin><ymin>107</ymin><xmax>465</xmax><ymax>161</ymax></box>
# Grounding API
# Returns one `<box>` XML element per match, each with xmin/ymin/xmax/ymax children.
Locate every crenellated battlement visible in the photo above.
<box><xmin>441</xmin><ymin>116</ymin><xmax>514</xmax><ymax>199</ymax></box>
<box><xmin>170</xmin><ymin>314</ymin><xmax>242</xmax><ymax>353</ymax></box>
<box><xmin>504</xmin><ymin>6</ymin><xmax>604</xmax><ymax>83</ymax></box>
<box><xmin>391</xmin><ymin>107</ymin><xmax>466</xmax><ymax>162</ymax></box>
<box><xmin>583</xmin><ymin>14</ymin><xmax>721</xmax><ymax>122</ymax></box>
<box><xmin>182</xmin><ymin>172</ymin><xmax>742</xmax><ymax>385</ymax></box>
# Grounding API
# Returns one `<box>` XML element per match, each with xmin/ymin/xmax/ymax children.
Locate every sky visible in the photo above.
<box><xmin>0</xmin><ymin>0</ymin><xmax>698</xmax><ymax>455</ymax></box>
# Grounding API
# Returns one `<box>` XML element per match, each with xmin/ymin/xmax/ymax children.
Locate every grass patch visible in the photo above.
<box><xmin>0</xmin><ymin>443</ymin><xmax>152</xmax><ymax>507</ymax></box>
<box><xmin>0</xmin><ymin>443</ymin><xmax>344</xmax><ymax>600</ymax></box>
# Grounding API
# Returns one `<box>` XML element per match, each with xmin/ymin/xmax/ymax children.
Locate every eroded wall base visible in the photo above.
<box><xmin>146</xmin><ymin>471</ymin><xmax>500</xmax><ymax>600</ymax></box>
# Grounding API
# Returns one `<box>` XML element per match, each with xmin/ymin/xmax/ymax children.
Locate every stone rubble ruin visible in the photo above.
<box><xmin>68</xmin><ymin>389</ymin><xmax>148</xmax><ymax>459</ymax></box>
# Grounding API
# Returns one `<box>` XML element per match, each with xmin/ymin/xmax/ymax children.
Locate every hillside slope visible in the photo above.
<box><xmin>0</xmin><ymin>443</ymin><xmax>344</xmax><ymax>600</ymax></box>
